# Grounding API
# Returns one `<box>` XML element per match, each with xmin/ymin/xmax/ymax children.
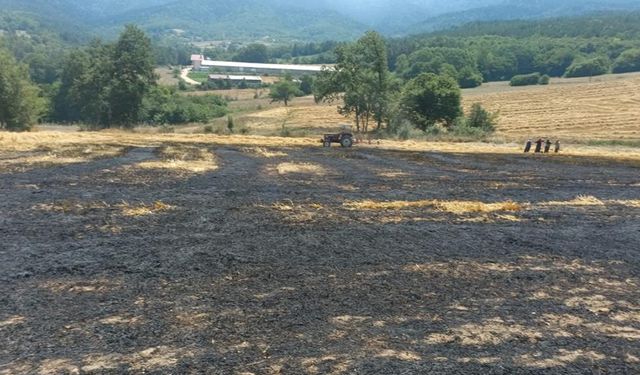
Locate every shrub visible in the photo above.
<box><xmin>400</xmin><ymin>73</ymin><xmax>462</xmax><ymax>130</ymax></box>
<box><xmin>465</xmin><ymin>103</ymin><xmax>497</xmax><ymax>131</ymax></box>
<box><xmin>612</xmin><ymin>49</ymin><xmax>640</xmax><ymax>74</ymax></box>
<box><xmin>227</xmin><ymin>115</ymin><xmax>234</xmax><ymax>133</ymax></box>
<box><xmin>203</xmin><ymin>125</ymin><xmax>214</xmax><ymax>134</ymax></box>
<box><xmin>457</xmin><ymin>67</ymin><xmax>483</xmax><ymax>88</ymax></box>
<box><xmin>142</xmin><ymin>87</ymin><xmax>228</xmax><ymax>125</ymax></box>
<box><xmin>564</xmin><ymin>56</ymin><xmax>610</xmax><ymax>78</ymax></box>
<box><xmin>510</xmin><ymin>72</ymin><xmax>541</xmax><ymax>86</ymax></box>
<box><xmin>538</xmin><ymin>74</ymin><xmax>550</xmax><ymax>85</ymax></box>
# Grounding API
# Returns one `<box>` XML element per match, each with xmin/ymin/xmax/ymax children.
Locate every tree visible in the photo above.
<box><xmin>233</xmin><ymin>43</ymin><xmax>269</xmax><ymax>63</ymax></box>
<box><xmin>314</xmin><ymin>31</ymin><xmax>393</xmax><ymax>132</ymax></box>
<box><xmin>457</xmin><ymin>66</ymin><xmax>483</xmax><ymax>88</ymax></box>
<box><xmin>510</xmin><ymin>72</ymin><xmax>542</xmax><ymax>86</ymax></box>
<box><xmin>108</xmin><ymin>25</ymin><xmax>156</xmax><ymax>127</ymax></box>
<box><xmin>299</xmin><ymin>75</ymin><xmax>314</xmax><ymax>95</ymax></box>
<box><xmin>0</xmin><ymin>48</ymin><xmax>42</xmax><ymax>131</ymax></box>
<box><xmin>564</xmin><ymin>56</ymin><xmax>610</xmax><ymax>78</ymax></box>
<box><xmin>465</xmin><ymin>103</ymin><xmax>497</xmax><ymax>131</ymax></box>
<box><xmin>51</xmin><ymin>50</ymin><xmax>92</xmax><ymax>123</ymax></box>
<box><xmin>612</xmin><ymin>49</ymin><xmax>640</xmax><ymax>74</ymax></box>
<box><xmin>358</xmin><ymin>31</ymin><xmax>391</xmax><ymax>130</ymax></box>
<box><xmin>68</xmin><ymin>41</ymin><xmax>113</xmax><ymax>126</ymax></box>
<box><xmin>400</xmin><ymin>73</ymin><xmax>461</xmax><ymax>130</ymax></box>
<box><xmin>269</xmin><ymin>79</ymin><xmax>302</xmax><ymax>106</ymax></box>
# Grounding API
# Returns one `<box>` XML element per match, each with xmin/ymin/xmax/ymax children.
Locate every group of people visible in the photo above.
<box><xmin>524</xmin><ymin>138</ymin><xmax>560</xmax><ymax>153</ymax></box>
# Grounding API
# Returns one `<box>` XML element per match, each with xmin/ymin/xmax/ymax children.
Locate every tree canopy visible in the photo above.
<box><xmin>0</xmin><ymin>47</ymin><xmax>42</xmax><ymax>131</ymax></box>
<box><xmin>400</xmin><ymin>73</ymin><xmax>462</xmax><ymax>130</ymax></box>
<box><xmin>269</xmin><ymin>79</ymin><xmax>302</xmax><ymax>106</ymax></box>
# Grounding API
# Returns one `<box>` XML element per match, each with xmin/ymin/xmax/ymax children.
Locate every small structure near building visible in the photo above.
<box><xmin>208</xmin><ymin>74</ymin><xmax>263</xmax><ymax>88</ymax></box>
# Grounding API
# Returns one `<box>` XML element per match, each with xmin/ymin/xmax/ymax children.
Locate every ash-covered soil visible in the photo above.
<box><xmin>1</xmin><ymin>143</ymin><xmax>639</xmax><ymax>374</ymax></box>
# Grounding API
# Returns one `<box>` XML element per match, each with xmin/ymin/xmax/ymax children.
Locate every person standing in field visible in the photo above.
<box><xmin>534</xmin><ymin>138</ymin><xmax>543</xmax><ymax>153</ymax></box>
<box><xmin>555</xmin><ymin>140</ymin><xmax>561</xmax><ymax>153</ymax></box>
<box><xmin>524</xmin><ymin>139</ymin><xmax>532</xmax><ymax>153</ymax></box>
<box><xmin>544</xmin><ymin>139</ymin><xmax>552</xmax><ymax>153</ymax></box>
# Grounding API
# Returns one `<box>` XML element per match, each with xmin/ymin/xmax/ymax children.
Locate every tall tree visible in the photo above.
<box><xmin>400</xmin><ymin>73</ymin><xmax>462</xmax><ymax>130</ymax></box>
<box><xmin>0</xmin><ymin>47</ymin><xmax>42</xmax><ymax>131</ymax></box>
<box><xmin>69</xmin><ymin>41</ymin><xmax>113</xmax><ymax>126</ymax></box>
<box><xmin>269</xmin><ymin>79</ymin><xmax>302</xmax><ymax>106</ymax></box>
<box><xmin>314</xmin><ymin>31</ymin><xmax>393</xmax><ymax>133</ymax></box>
<box><xmin>109</xmin><ymin>25</ymin><xmax>156</xmax><ymax>127</ymax></box>
<box><xmin>357</xmin><ymin>31</ymin><xmax>390</xmax><ymax>130</ymax></box>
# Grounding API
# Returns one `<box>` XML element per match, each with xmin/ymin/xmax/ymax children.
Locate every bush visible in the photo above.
<box><xmin>564</xmin><ymin>56</ymin><xmax>610</xmax><ymax>78</ymax></box>
<box><xmin>203</xmin><ymin>125</ymin><xmax>214</xmax><ymax>134</ymax></box>
<box><xmin>538</xmin><ymin>74</ymin><xmax>550</xmax><ymax>85</ymax></box>
<box><xmin>465</xmin><ymin>103</ymin><xmax>497</xmax><ymax>131</ymax></box>
<box><xmin>227</xmin><ymin>116</ymin><xmax>234</xmax><ymax>133</ymax></box>
<box><xmin>400</xmin><ymin>73</ymin><xmax>462</xmax><ymax>130</ymax></box>
<box><xmin>510</xmin><ymin>72</ymin><xmax>541</xmax><ymax>86</ymax></box>
<box><xmin>457</xmin><ymin>67</ymin><xmax>483</xmax><ymax>88</ymax></box>
<box><xmin>451</xmin><ymin>123</ymin><xmax>491</xmax><ymax>138</ymax></box>
<box><xmin>612</xmin><ymin>49</ymin><xmax>640</xmax><ymax>74</ymax></box>
<box><xmin>142</xmin><ymin>86</ymin><xmax>228</xmax><ymax>125</ymax></box>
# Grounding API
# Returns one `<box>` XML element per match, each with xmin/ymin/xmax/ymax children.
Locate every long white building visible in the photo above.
<box><xmin>191</xmin><ymin>55</ymin><xmax>325</xmax><ymax>75</ymax></box>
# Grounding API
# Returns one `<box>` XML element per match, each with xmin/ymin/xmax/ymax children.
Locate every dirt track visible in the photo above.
<box><xmin>1</xmin><ymin>143</ymin><xmax>639</xmax><ymax>374</ymax></box>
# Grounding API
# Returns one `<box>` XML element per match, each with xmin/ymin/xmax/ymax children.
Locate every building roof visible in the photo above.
<box><xmin>196</xmin><ymin>59</ymin><xmax>326</xmax><ymax>73</ymax></box>
<box><xmin>191</xmin><ymin>54</ymin><xmax>204</xmax><ymax>61</ymax></box>
<box><xmin>209</xmin><ymin>74</ymin><xmax>263</xmax><ymax>81</ymax></box>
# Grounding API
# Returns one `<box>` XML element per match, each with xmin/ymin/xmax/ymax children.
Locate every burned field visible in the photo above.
<box><xmin>1</xmin><ymin>138</ymin><xmax>639</xmax><ymax>374</ymax></box>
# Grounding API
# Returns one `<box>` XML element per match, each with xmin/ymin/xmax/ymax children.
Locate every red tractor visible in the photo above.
<box><xmin>321</xmin><ymin>131</ymin><xmax>355</xmax><ymax>148</ymax></box>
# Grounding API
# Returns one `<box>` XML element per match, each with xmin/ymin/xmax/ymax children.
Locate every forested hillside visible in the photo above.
<box><xmin>404</xmin><ymin>0</ymin><xmax>640</xmax><ymax>35</ymax></box>
<box><xmin>3</xmin><ymin>0</ymin><xmax>640</xmax><ymax>41</ymax></box>
<box><xmin>385</xmin><ymin>12</ymin><xmax>640</xmax><ymax>86</ymax></box>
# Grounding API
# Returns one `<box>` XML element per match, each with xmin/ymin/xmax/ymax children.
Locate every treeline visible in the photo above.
<box><xmin>0</xmin><ymin>25</ymin><xmax>227</xmax><ymax>131</ymax></box>
<box><xmin>206</xmin><ymin>12</ymin><xmax>640</xmax><ymax>87</ymax></box>
<box><xmin>387</xmin><ymin>12</ymin><xmax>640</xmax><ymax>86</ymax></box>
<box><xmin>198</xmin><ymin>40</ymin><xmax>341</xmax><ymax>65</ymax></box>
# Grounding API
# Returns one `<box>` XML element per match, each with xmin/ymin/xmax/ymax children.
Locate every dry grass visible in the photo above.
<box><xmin>119</xmin><ymin>201</ymin><xmax>174</xmax><ymax>217</ymax></box>
<box><xmin>276</xmin><ymin>162</ymin><xmax>326</xmax><ymax>176</ymax></box>
<box><xmin>33</xmin><ymin>200</ymin><xmax>174</xmax><ymax>217</ymax></box>
<box><xmin>463</xmin><ymin>72</ymin><xmax>640</xmax><ymax>141</ymax></box>
<box><xmin>0</xmin><ymin>131</ymin><xmax>320</xmax><ymax>151</ymax></box>
<box><xmin>0</xmin><ymin>143</ymin><xmax>126</xmax><ymax>172</ymax></box>
<box><xmin>344</xmin><ymin>199</ymin><xmax>523</xmax><ymax>214</ymax></box>
<box><xmin>137</xmin><ymin>144</ymin><xmax>217</xmax><ymax>173</ymax></box>
<box><xmin>3</xmin><ymin>128</ymin><xmax>640</xmax><ymax>177</ymax></box>
<box><xmin>543</xmin><ymin>195</ymin><xmax>606</xmax><ymax>207</ymax></box>
<box><xmin>241</xmin><ymin>147</ymin><xmax>288</xmax><ymax>158</ymax></box>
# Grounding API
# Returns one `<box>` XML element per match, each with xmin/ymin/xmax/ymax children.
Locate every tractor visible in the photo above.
<box><xmin>321</xmin><ymin>129</ymin><xmax>355</xmax><ymax>148</ymax></box>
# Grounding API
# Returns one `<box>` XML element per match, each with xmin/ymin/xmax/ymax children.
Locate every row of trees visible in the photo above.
<box><xmin>0</xmin><ymin>48</ymin><xmax>43</xmax><ymax>131</ymax></box>
<box><xmin>50</xmin><ymin>25</ymin><xmax>156</xmax><ymax>127</ymax></box>
<box><xmin>1</xmin><ymin>25</ymin><xmax>229</xmax><ymax>131</ymax></box>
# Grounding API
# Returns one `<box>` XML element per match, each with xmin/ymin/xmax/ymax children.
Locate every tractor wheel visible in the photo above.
<box><xmin>340</xmin><ymin>137</ymin><xmax>353</xmax><ymax>148</ymax></box>
<box><xmin>323</xmin><ymin>141</ymin><xmax>331</xmax><ymax>148</ymax></box>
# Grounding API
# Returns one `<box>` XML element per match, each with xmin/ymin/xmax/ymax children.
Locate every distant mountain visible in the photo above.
<box><xmin>403</xmin><ymin>0</ymin><xmax>640</xmax><ymax>35</ymax></box>
<box><xmin>2</xmin><ymin>0</ymin><xmax>640</xmax><ymax>42</ymax></box>
<box><xmin>95</xmin><ymin>0</ymin><xmax>368</xmax><ymax>41</ymax></box>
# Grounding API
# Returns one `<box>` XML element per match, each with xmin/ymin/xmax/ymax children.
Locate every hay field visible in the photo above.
<box><xmin>463</xmin><ymin>72</ymin><xmax>640</xmax><ymax>141</ymax></box>
<box><xmin>199</xmin><ymin>72</ymin><xmax>640</xmax><ymax>142</ymax></box>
